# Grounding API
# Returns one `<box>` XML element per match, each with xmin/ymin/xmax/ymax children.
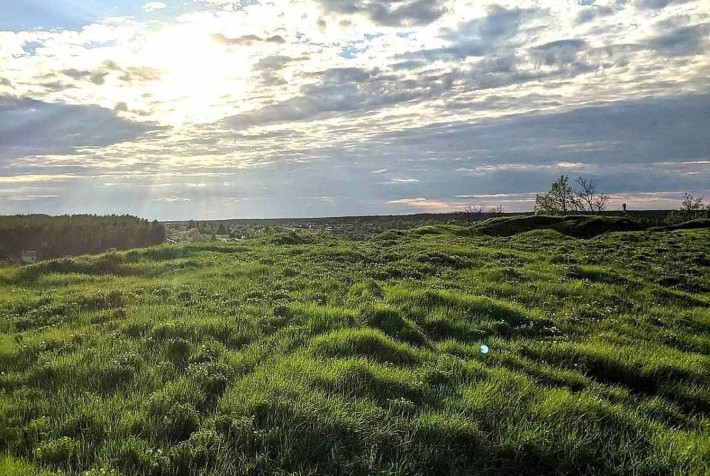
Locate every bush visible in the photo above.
<box><xmin>34</xmin><ymin>436</ymin><xmax>81</xmax><ymax>466</ymax></box>
<box><xmin>169</xmin><ymin>429</ymin><xmax>222</xmax><ymax>474</ymax></box>
<box><xmin>147</xmin><ymin>396</ymin><xmax>201</xmax><ymax>443</ymax></box>
<box><xmin>188</xmin><ymin>361</ymin><xmax>230</xmax><ymax>405</ymax></box>
<box><xmin>115</xmin><ymin>437</ymin><xmax>168</xmax><ymax>475</ymax></box>
<box><xmin>166</xmin><ymin>338</ymin><xmax>191</xmax><ymax>367</ymax></box>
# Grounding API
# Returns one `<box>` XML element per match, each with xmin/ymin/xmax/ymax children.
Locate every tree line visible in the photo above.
<box><xmin>0</xmin><ymin>214</ymin><xmax>165</xmax><ymax>261</ymax></box>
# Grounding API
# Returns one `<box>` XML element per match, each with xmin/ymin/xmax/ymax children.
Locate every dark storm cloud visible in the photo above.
<box><xmin>0</xmin><ymin>97</ymin><xmax>161</xmax><ymax>160</ymax></box>
<box><xmin>318</xmin><ymin>0</ymin><xmax>446</xmax><ymax>27</ymax></box>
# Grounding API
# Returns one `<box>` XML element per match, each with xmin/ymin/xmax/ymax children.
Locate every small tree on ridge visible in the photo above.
<box><xmin>535</xmin><ymin>175</ymin><xmax>609</xmax><ymax>215</ymax></box>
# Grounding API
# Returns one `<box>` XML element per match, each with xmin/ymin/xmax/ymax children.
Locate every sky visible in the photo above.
<box><xmin>0</xmin><ymin>0</ymin><xmax>708</xmax><ymax>220</ymax></box>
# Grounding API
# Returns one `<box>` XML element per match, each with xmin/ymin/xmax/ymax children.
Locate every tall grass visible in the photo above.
<box><xmin>0</xmin><ymin>226</ymin><xmax>707</xmax><ymax>474</ymax></box>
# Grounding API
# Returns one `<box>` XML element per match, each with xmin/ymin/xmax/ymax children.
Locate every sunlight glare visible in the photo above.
<box><xmin>140</xmin><ymin>25</ymin><xmax>251</xmax><ymax>124</ymax></box>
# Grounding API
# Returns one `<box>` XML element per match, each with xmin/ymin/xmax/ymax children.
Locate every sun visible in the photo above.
<box><xmin>139</xmin><ymin>25</ymin><xmax>252</xmax><ymax>125</ymax></box>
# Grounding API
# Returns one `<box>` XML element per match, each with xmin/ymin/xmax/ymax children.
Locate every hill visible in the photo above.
<box><xmin>467</xmin><ymin>214</ymin><xmax>645</xmax><ymax>238</ymax></box>
<box><xmin>0</xmin><ymin>224</ymin><xmax>708</xmax><ymax>475</ymax></box>
<box><xmin>161</xmin><ymin>210</ymin><xmax>688</xmax><ymax>242</ymax></box>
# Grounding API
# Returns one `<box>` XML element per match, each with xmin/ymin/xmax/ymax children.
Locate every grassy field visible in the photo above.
<box><xmin>0</xmin><ymin>220</ymin><xmax>708</xmax><ymax>475</ymax></box>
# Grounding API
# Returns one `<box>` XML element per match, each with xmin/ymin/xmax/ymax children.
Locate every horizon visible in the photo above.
<box><xmin>0</xmin><ymin>205</ymin><xmax>690</xmax><ymax>223</ymax></box>
<box><xmin>1</xmin><ymin>1</ymin><xmax>709</xmax><ymax>220</ymax></box>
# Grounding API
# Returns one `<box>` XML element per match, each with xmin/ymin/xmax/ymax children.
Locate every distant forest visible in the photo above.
<box><xmin>0</xmin><ymin>215</ymin><xmax>165</xmax><ymax>261</ymax></box>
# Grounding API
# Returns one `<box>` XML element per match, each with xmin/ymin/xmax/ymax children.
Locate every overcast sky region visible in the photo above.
<box><xmin>1</xmin><ymin>0</ymin><xmax>708</xmax><ymax>219</ymax></box>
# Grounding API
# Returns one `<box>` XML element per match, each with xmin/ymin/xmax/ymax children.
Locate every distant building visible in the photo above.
<box><xmin>21</xmin><ymin>250</ymin><xmax>37</xmax><ymax>264</ymax></box>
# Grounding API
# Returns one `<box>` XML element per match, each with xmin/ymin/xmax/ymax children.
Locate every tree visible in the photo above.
<box><xmin>459</xmin><ymin>203</ymin><xmax>505</xmax><ymax>222</ymax></box>
<box><xmin>535</xmin><ymin>175</ymin><xmax>579</xmax><ymax>215</ymax></box>
<box><xmin>575</xmin><ymin>177</ymin><xmax>609</xmax><ymax>213</ymax></box>
<box><xmin>460</xmin><ymin>204</ymin><xmax>486</xmax><ymax>222</ymax></box>
<box><xmin>680</xmin><ymin>193</ymin><xmax>704</xmax><ymax>212</ymax></box>
<box><xmin>675</xmin><ymin>193</ymin><xmax>710</xmax><ymax>221</ymax></box>
<box><xmin>150</xmin><ymin>220</ymin><xmax>166</xmax><ymax>244</ymax></box>
<box><xmin>535</xmin><ymin>175</ymin><xmax>609</xmax><ymax>215</ymax></box>
<box><xmin>488</xmin><ymin>204</ymin><xmax>504</xmax><ymax>216</ymax></box>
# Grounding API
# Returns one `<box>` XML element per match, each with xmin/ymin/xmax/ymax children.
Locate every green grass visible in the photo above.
<box><xmin>0</xmin><ymin>225</ymin><xmax>708</xmax><ymax>475</ymax></box>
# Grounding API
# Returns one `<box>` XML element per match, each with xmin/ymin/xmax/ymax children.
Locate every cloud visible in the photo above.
<box><xmin>38</xmin><ymin>80</ymin><xmax>77</xmax><ymax>92</ymax></box>
<box><xmin>377</xmin><ymin>94</ymin><xmax>710</xmax><ymax>168</ymax></box>
<box><xmin>310</xmin><ymin>66</ymin><xmax>375</xmax><ymax>83</ymax></box>
<box><xmin>318</xmin><ymin>0</ymin><xmax>446</xmax><ymax>27</ymax></box>
<box><xmin>533</xmin><ymin>39</ymin><xmax>587</xmax><ymax>50</ymax></box>
<box><xmin>531</xmin><ymin>39</ymin><xmax>588</xmax><ymax>66</ymax></box>
<box><xmin>212</xmin><ymin>33</ymin><xmax>286</xmax><ymax>46</ymax></box>
<box><xmin>386</xmin><ymin>178</ymin><xmax>419</xmax><ymax>184</ymax></box>
<box><xmin>576</xmin><ymin>5</ymin><xmax>615</xmax><ymax>24</ymax></box>
<box><xmin>449</xmin><ymin>6</ymin><xmax>527</xmax><ymax>40</ymax></box>
<box><xmin>254</xmin><ymin>55</ymin><xmax>300</xmax><ymax>71</ymax></box>
<box><xmin>648</xmin><ymin>24</ymin><xmax>709</xmax><ymax>56</ymax></box>
<box><xmin>153</xmin><ymin>196</ymin><xmax>192</xmax><ymax>202</ymax></box>
<box><xmin>636</xmin><ymin>0</ymin><xmax>692</xmax><ymax>10</ymax></box>
<box><xmin>61</xmin><ymin>68</ymin><xmax>109</xmax><ymax>85</ymax></box>
<box><xmin>143</xmin><ymin>2</ymin><xmax>167</xmax><ymax>12</ymax></box>
<box><xmin>0</xmin><ymin>97</ymin><xmax>161</xmax><ymax>159</ymax></box>
<box><xmin>265</xmin><ymin>35</ymin><xmax>286</xmax><ymax>44</ymax></box>
<box><xmin>222</xmin><ymin>67</ymin><xmax>421</xmax><ymax>128</ymax></box>
<box><xmin>398</xmin><ymin>6</ymin><xmax>530</xmax><ymax>61</ymax></box>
